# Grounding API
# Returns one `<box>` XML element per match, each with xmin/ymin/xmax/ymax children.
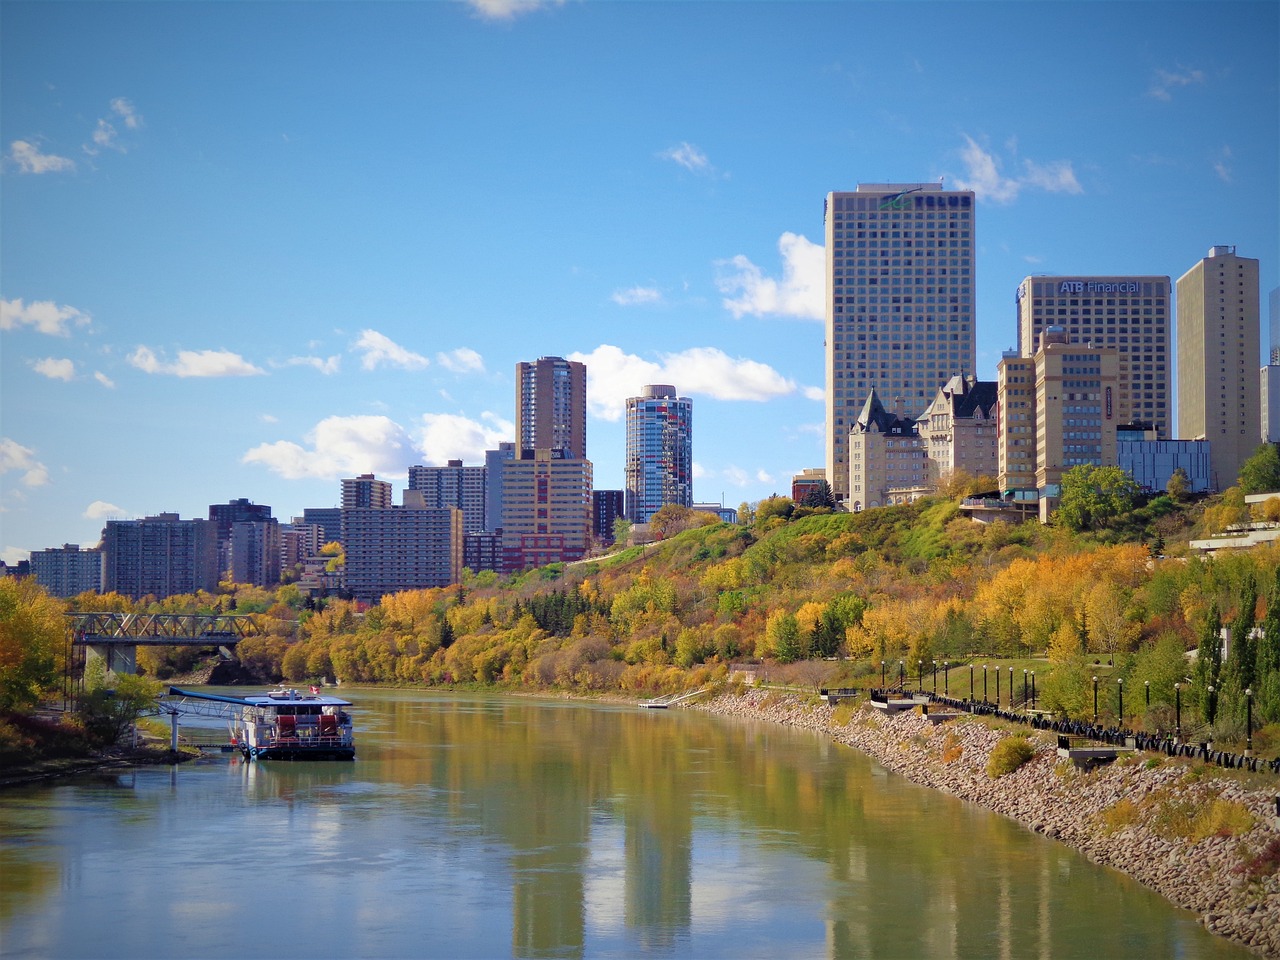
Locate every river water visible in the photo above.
<box><xmin>0</xmin><ymin>689</ymin><xmax>1248</xmax><ymax>959</ymax></box>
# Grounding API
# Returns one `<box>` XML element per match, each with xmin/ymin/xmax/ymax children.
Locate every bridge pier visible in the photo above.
<box><xmin>86</xmin><ymin>643</ymin><xmax>137</xmax><ymax>679</ymax></box>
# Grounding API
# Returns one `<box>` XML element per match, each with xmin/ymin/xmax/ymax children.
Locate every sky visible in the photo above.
<box><xmin>2</xmin><ymin>0</ymin><xmax>1278</xmax><ymax>562</ymax></box>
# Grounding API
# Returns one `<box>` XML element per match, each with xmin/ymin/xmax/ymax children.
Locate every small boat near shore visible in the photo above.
<box><xmin>163</xmin><ymin>686</ymin><xmax>356</xmax><ymax>761</ymax></box>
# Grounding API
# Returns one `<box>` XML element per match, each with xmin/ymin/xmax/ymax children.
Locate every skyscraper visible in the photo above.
<box><xmin>516</xmin><ymin>356</ymin><xmax>587</xmax><ymax>458</ymax></box>
<box><xmin>1177</xmin><ymin>245</ymin><xmax>1261</xmax><ymax>490</ymax></box>
<box><xmin>341</xmin><ymin>474</ymin><xmax>393</xmax><ymax>510</ymax></box>
<box><xmin>101</xmin><ymin>514</ymin><xmax>219</xmax><ymax>600</ymax></box>
<box><xmin>1015</xmin><ymin>275</ymin><xmax>1171</xmax><ymax>437</ymax></box>
<box><xmin>409</xmin><ymin>460</ymin><xmax>487</xmax><ymax>535</ymax></box>
<box><xmin>484</xmin><ymin>442</ymin><xmax>516</xmax><ymax>533</ymax></box>
<box><xmin>825</xmin><ymin>183</ymin><xmax>976</xmax><ymax>502</ymax></box>
<box><xmin>624</xmin><ymin>385</ymin><xmax>693</xmax><ymax>524</ymax></box>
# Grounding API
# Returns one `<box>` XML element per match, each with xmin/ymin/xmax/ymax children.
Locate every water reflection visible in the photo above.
<box><xmin>0</xmin><ymin>690</ymin><xmax>1249</xmax><ymax>959</ymax></box>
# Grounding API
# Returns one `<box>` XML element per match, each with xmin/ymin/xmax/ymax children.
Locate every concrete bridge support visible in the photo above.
<box><xmin>85</xmin><ymin>643</ymin><xmax>137</xmax><ymax>679</ymax></box>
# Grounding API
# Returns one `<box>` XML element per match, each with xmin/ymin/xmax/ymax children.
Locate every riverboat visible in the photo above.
<box><xmin>164</xmin><ymin>686</ymin><xmax>356</xmax><ymax>761</ymax></box>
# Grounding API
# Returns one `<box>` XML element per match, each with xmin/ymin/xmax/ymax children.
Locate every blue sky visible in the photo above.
<box><xmin>2</xmin><ymin>0</ymin><xmax>1277</xmax><ymax>561</ymax></box>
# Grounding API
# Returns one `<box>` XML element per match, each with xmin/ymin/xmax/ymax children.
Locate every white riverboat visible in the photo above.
<box><xmin>164</xmin><ymin>686</ymin><xmax>356</xmax><ymax>761</ymax></box>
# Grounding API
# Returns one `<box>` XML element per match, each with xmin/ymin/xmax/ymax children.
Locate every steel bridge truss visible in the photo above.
<box><xmin>67</xmin><ymin>612</ymin><xmax>260</xmax><ymax>646</ymax></box>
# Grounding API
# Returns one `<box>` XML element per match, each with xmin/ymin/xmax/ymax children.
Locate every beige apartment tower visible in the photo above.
<box><xmin>1015</xmin><ymin>275</ymin><xmax>1170</xmax><ymax>438</ymax></box>
<box><xmin>1177</xmin><ymin>246</ymin><xmax>1261</xmax><ymax>491</ymax></box>
<box><xmin>825</xmin><ymin>184</ymin><xmax>976</xmax><ymax>503</ymax></box>
<box><xmin>516</xmin><ymin>356</ymin><xmax>587</xmax><ymax>458</ymax></box>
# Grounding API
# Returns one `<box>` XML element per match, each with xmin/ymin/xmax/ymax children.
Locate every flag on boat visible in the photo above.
<box><xmin>310</xmin><ymin>685</ymin><xmax>320</xmax><ymax>694</ymax></box>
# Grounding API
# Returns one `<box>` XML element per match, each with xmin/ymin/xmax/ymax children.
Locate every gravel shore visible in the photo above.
<box><xmin>698</xmin><ymin>689</ymin><xmax>1280</xmax><ymax>958</ymax></box>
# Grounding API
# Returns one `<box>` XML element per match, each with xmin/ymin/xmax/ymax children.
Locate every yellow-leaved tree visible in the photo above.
<box><xmin>0</xmin><ymin>578</ymin><xmax>67</xmax><ymax>711</ymax></box>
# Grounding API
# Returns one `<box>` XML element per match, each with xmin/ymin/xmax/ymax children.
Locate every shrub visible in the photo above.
<box><xmin>941</xmin><ymin>731</ymin><xmax>963</xmax><ymax>764</ymax></box>
<box><xmin>831</xmin><ymin>701</ymin><xmax>856</xmax><ymax>727</ymax></box>
<box><xmin>1236</xmin><ymin>837</ymin><xmax>1280</xmax><ymax>884</ymax></box>
<box><xmin>986</xmin><ymin>736</ymin><xmax>1035</xmax><ymax>778</ymax></box>
<box><xmin>1099</xmin><ymin>798</ymin><xmax>1141</xmax><ymax>834</ymax></box>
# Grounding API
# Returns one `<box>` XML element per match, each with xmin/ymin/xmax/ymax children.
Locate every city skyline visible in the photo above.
<box><xmin>3</xmin><ymin>1</ymin><xmax>1278</xmax><ymax>559</ymax></box>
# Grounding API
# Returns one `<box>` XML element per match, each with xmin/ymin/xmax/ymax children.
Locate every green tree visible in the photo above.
<box><xmin>754</xmin><ymin>496</ymin><xmax>795</xmax><ymax>525</ymax></box>
<box><xmin>798</xmin><ymin>480</ymin><xmax>836</xmax><ymax>510</ymax></box>
<box><xmin>611</xmin><ymin>517</ymin><xmax>632</xmax><ymax>546</ymax></box>
<box><xmin>0</xmin><ymin>577</ymin><xmax>66</xmax><ymax>711</ymax></box>
<box><xmin>765</xmin><ymin>610</ymin><xmax>803</xmax><ymax>663</ymax></box>
<box><xmin>737</xmin><ymin>501</ymin><xmax>756</xmax><ymax>525</ymax></box>
<box><xmin>79</xmin><ymin>661</ymin><xmax>162</xmax><ymax>747</ymax></box>
<box><xmin>1056</xmin><ymin>464</ymin><xmax>1141</xmax><ymax>532</ymax></box>
<box><xmin>1237</xmin><ymin>443</ymin><xmax>1280</xmax><ymax>495</ymax></box>
<box><xmin>1165</xmin><ymin>467</ymin><xmax>1190</xmax><ymax>502</ymax></box>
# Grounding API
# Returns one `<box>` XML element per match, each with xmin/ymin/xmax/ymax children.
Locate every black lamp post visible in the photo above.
<box><xmin>1093</xmin><ymin>675</ymin><xmax>1099</xmax><ymax>721</ymax></box>
<box><xmin>1174</xmin><ymin>682</ymin><xmax>1182</xmax><ymax>741</ymax></box>
<box><xmin>1009</xmin><ymin>667</ymin><xmax>1014</xmax><ymax>705</ymax></box>
<box><xmin>898</xmin><ymin>660</ymin><xmax>904</xmax><ymax>687</ymax></box>
<box><xmin>969</xmin><ymin>663</ymin><xmax>974</xmax><ymax>701</ymax></box>
<box><xmin>881</xmin><ymin>660</ymin><xmax>886</xmax><ymax>688</ymax></box>
<box><xmin>1022</xmin><ymin>669</ymin><xmax>1028</xmax><ymax>707</ymax></box>
<box><xmin>1207</xmin><ymin>684</ymin><xmax>1216</xmax><ymax>727</ymax></box>
<box><xmin>1246</xmin><ymin>687</ymin><xmax>1254</xmax><ymax>756</ymax></box>
<box><xmin>932</xmin><ymin>660</ymin><xmax>937</xmax><ymax>694</ymax></box>
<box><xmin>1144</xmin><ymin>680</ymin><xmax>1149</xmax><ymax>709</ymax></box>
<box><xmin>918</xmin><ymin>660</ymin><xmax>923</xmax><ymax>691</ymax></box>
<box><xmin>944</xmin><ymin>661</ymin><xmax>950</xmax><ymax>697</ymax></box>
<box><xmin>1117</xmin><ymin>677</ymin><xmax>1123</xmax><ymax>726</ymax></box>
<box><xmin>982</xmin><ymin>664</ymin><xmax>988</xmax><ymax>704</ymax></box>
<box><xmin>1030</xmin><ymin>671</ymin><xmax>1036</xmax><ymax>708</ymax></box>
<box><xmin>995</xmin><ymin>665</ymin><xmax>1001</xmax><ymax>706</ymax></box>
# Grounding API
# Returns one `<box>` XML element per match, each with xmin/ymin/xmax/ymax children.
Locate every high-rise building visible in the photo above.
<box><xmin>485</xmin><ymin>442</ymin><xmax>516</xmax><ymax>534</ymax></box>
<box><xmin>342</xmin><ymin>506</ymin><xmax>462</xmax><ymax>601</ymax></box>
<box><xmin>341</xmin><ymin>474</ymin><xmax>393</xmax><ymax>511</ymax></box>
<box><xmin>280</xmin><ymin>521</ymin><xmax>324</xmax><ymax>571</ymax></box>
<box><xmin>1262</xmin><ymin>287</ymin><xmax>1280</xmax><ymax>442</ymax></box>
<box><xmin>516</xmin><ymin>356</ymin><xmax>587</xmax><ymax>458</ymax></box>
<box><xmin>1177</xmin><ymin>245</ymin><xmax>1261</xmax><ymax>490</ymax></box>
<box><xmin>825</xmin><ymin>183</ymin><xmax>976</xmax><ymax>503</ymax></box>
<box><xmin>592</xmin><ymin>489</ymin><xmax>625</xmax><ymax>544</ymax></box>
<box><xmin>230</xmin><ymin>520</ymin><xmax>281</xmax><ymax>587</ymax></box>
<box><xmin>1016</xmin><ymin>275</ymin><xmax>1171</xmax><ymax>438</ymax></box>
<box><xmin>918</xmin><ymin>375</ymin><xmax>999</xmax><ymax>488</ymax></box>
<box><xmin>847</xmin><ymin>390</ymin><xmax>928</xmax><ymax>511</ymax></box>
<box><xmin>101</xmin><ymin>514</ymin><xmax>219</xmax><ymax>600</ymax></box>
<box><xmin>501</xmin><ymin>450</ymin><xmax>593</xmax><ymax>572</ymax></box>
<box><xmin>29</xmin><ymin>544</ymin><xmax>103</xmax><ymax>598</ymax></box>
<box><xmin>997</xmin><ymin>329</ymin><xmax>1120</xmax><ymax>520</ymax></box>
<box><xmin>409</xmin><ymin>461</ymin><xmax>487</xmax><ymax>535</ymax></box>
<box><xmin>302</xmin><ymin>507</ymin><xmax>343</xmax><ymax>546</ymax></box>
<box><xmin>209</xmin><ymin>498</ymin><xmax>273</xmax><ymax>575</ymax></box>
<box><xmin>624</xmin><ymin>385</ymin><xmax>692</xmax><ymax>524</ymax></box>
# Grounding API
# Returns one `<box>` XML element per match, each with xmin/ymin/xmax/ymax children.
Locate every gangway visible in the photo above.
<box><xmin>155</xmin><ymin>687</ymin><xmax>255</xmax><ymax>751</ymax></box>
<box><xmin>641</xmin><ymin>687</ymin><xmax>712</xmax><ymax>709</ymax></box>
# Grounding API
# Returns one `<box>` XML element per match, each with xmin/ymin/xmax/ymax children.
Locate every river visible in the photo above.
<box><xmin>0</xmin><ymin>689</ymin><xmax>1248</xmax><ymax>959</ymax></box>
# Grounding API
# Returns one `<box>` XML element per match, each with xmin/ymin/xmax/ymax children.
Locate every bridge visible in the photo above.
<box><xmin>68</xmin><ymin>612</ymin><xmax>262</xmax><ymax>677</ymax></box>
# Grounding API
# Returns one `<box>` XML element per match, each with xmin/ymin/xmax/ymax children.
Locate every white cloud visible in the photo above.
<box><xmin>659</xmin><ymin>142</ymin><xmax>713</xmax><ymax>174</ymax></box>
<box><xmin>756</xmin><ymin>469</ymin><xmax>774</xmax><ymax>484</ymax></box>
<box><xmin>284</xmin><ymin>354</ymin><xmax>342</xmax><ymax>375</ymax></box>
<box><xmin>1</xmin><ymin>298</ymin><xmax>91</xmax><ymax>336</ymax></box>
<box><xmin>352</xmin><ymin>329</ymin><xmax>430</xmax><ymax>371</ymax></box>
<box><xmin>716</xmin><ymin>232</ymin><xmax>824</xmax><ymax>321</ymax></box>
<box><xmin>436</xmin><ymin>347</ymin><xmax>485</xmax><ymax>374</ymax></box>
<box><xmin>84</xmin><ymin>500</ymin><xmax>123</xmax><ymax>520</ymax></box>
<box><xmin>94</xmin><ymin>371</ymin><xmax>115</xmax><ymax>388</ymax></box>
<box><xmin>8</xmin><ymin>140</ymin><xmax>75</xmax><ymax>174</ymax></box>
<box><xmin>128</xmin><ymin>346</ymin><xmax>265</xmax><ymax>377</ymax></box>
<box><xmin>1213</xmin><ymin>145</ymin><xmax>1233</xmax><ymax>183</ymax></box>
<box><xmin>2</xmin><ymin>546</ymin><xmax>30</xmax><ymax>565</ymax></box>
<box><xmin>88</xmin><ymin>119</ymin><xmax>119</xmax><ymax>154</ymax></box>
<box><xmin>33</xmin><ymin>357</ymin><xmax>76</xmax><ymax>381</ymax></box>
<box><xmin>467</xmin><ymin>0</ymin><xmax>562</xmax><ymax>20</ymax></box>
<box><xmin>416</xmin><ymin>412</ymin><xmax>514</xmax><ymax>464</ymax></box>
<box><xmin>568</xmin><ymin>344</ymin><xmax>796</xmax><ymax>422</ymax></box>
<box><xmin>243</xmin><ymin>415</ymin><xmax>416</xmax><ymax>480</ymax></box>
<box><xmin>1148</xmin><ymin>67</ymin><xmax>1204</xmax><ymax>101</ymax></box>
<box><xmin>110</xmin><ymin>97</ymin><xmax>143</xmax><ymax>130</ymax></box>
<box><xmin>259</xmin><ymin>413</ymin><xmax>279</xmax><ymax>423</ymax></box>
<box><xmin>952</xmin><ymin>135</ymin><xmax>1082</xmax><ymax>205</ymax></box>
<box><xmin>722</xmin><ymin>466</ymin><xmax>750</xmax><ymax>488</ymax></box>
<box><xmin>0</xmin><ymin>438</ymin><xmax>50</xmax><ymax>488</ymax></box>
<box><xmin>692</xmin><ymin>462</ymin><xmax>706</xmax><ymax>480</ymax></box>
<box><xmin>802</xmin><ymin>385</ymin><xmax>825</xmax><ymax>402</ymax></box>
<box><xmin>611</xmin><ymin>286</ymin><xmax>663</xmax><ymax>307</ymax></box>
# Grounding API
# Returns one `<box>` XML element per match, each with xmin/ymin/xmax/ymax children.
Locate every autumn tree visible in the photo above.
<box><xmin>1056</xmin><ymin>464</ymin><xmax>1141</xmax><ymax>532</ymax></box>
<box><xmin>1237</xmin><ymin>443</ymin><xmax>1280</xmax><ymax>495</ymax></box>
<box><xmin>0</xmin><ymin>578</ymin><xmax>66</xmax><ymax>711</ymax></box>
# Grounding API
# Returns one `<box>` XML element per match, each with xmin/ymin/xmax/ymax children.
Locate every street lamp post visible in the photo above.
<box><xmin>1246</xmin><ymin>688</ymin><xmax>1254</xmax><ymax>756</ymax></box>
<box><xmin>881</xmin><ymin>660</ymin><xmax>886</xmax><ymax>688</ymax></box>
<box><xmin>1093</xmin><ymin>676</ymin><xmax>1099</xmax><ymax>722</ymax></box>
<box><xmin>1145</xmin><ymin>680</ymin><xmax>1150</xmax><ymax>709</ymax></box>
<box><xmin>982</xmin><ymin>664</ymin><xmax>988</xmax><ymax>704</ymax></box>
<box><xmin>898</xmin><ymin>660</ymin><xmax>904</xmax><ymax>688</ymax></box>
<box><xmin>918</xmin><ymin>660</ymin><xmax>923</xmax><ymax>691</ymax></box>
<box><xmin>1009</xmin><ymin>667</ymin><xmax>1014</xmax><ymax>706</ymax></box>
<box><xmin>944</xmin><ymin>662</ymin><xmax>950</xmax><ymax>697</ymax></box>
<box><xmin>1208</xmin><ymin>684</ymin><xmax>1216</xmax><ymax>727</ymax></box>
<box><xmin>1117</xmin><ymin>678</ymin><xmax>1123</xmax><ymax>726</ymax></box>
<box><xmin>969</xmin><ymin>664</ymin><xmax>974</xmax><ymax>702</ymax></box>
<box><xmin>1174</xmin><ymin>682</ymin><xmax>1182</xmax><ymax>742</ymax></box>
<box><xmin>1030</xmin><ymin>671</ymin><xmax>1036</xmax><ymax>708</ymax></box>
<box><xmin>1022</xmin><ymin>669</ymin><xmax>1028</xmax><ymax>707</ymax></box>
<box><xmin>995</xmin><ymin>666</ymin><xmax>1001</xmax><ymax>706</ymax></box>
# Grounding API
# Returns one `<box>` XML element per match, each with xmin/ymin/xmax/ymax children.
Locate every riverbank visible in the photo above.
<box><xmin>699</xmin><ymin>689</ymin><xmax>1280</xmax><ymax>958</ymax></box>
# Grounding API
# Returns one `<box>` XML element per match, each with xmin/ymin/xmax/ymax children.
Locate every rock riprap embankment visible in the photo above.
<box><xmin>699</xmin><ymin>690</ymin><xmax>1280</xmax><ymax>958</ymax></box>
